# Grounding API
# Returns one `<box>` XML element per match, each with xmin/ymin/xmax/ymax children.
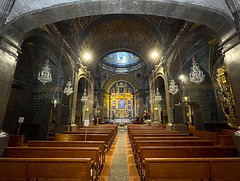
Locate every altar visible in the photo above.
<box><xmin>110</xmin><ymin>118</ymin><xmax>132</xmax><ymax>124</ymax></box>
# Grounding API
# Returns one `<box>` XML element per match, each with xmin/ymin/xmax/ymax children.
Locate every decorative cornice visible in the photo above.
<box><xmin>0</xmin><ymin>36</ymin><xmax>21</xmax><ymax>58</ymax></box>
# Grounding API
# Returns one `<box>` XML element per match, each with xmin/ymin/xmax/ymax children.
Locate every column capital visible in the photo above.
<box><xmin>219</xmin><ymin>32</ymin><xmax>240</xmax><ymax>54</ymax></box>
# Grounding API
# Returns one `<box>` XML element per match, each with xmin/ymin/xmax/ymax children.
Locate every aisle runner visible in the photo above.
<box><xmin>108</xmin><ymin>126</ymin><xmax>129</xmax><ymax>181</ymax></box>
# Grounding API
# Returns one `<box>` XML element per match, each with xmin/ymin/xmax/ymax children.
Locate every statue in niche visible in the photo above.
<box><xmin>112</xmin><ymin>88</ymin><xmax>116</xmax><ymax>93</ymax></box>
<box><xmin>119</xmin><ymin>99</ymin><xmax>125</xmax><ymax>109</ymax></box>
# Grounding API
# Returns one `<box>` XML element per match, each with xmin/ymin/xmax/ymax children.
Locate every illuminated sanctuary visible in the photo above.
<box><xmin>1</xmin><ymin>1</ymin><xmax>240</xmax><ymax>180</ymax></box>
<box><xmin>0</xmin><ymin>0</ymin><xmax>240</xmax><ymax>141</ymax></box>
<box><xmin>109</xmin><ymin>82</ymin><xmax>134</xmax><ymax>123</ymax></box>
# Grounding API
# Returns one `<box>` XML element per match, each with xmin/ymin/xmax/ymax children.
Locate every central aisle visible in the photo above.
<box><xmin>108</xmin><ymin>126</ymin><xmax>129</xmax><ymax>180</ymax></box>
<box><xmin>98</xmin><ymin>125</ymin><xmax>140</xmax><ymax>181</ymax></box>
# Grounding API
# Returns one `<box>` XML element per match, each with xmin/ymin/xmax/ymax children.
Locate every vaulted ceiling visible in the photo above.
<box><xmin>53</xmin><ymin>14</ymin><xmax>187</xmax><ymax>71</ymax></box>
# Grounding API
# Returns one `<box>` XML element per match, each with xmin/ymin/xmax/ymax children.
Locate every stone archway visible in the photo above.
<box><xmin>2</xmin><ymin>0</ymin><xmax>235</xmax><ymax>47</ymax></box>
<box><xmin>103</xmin><ymin>73</ymin><xmax>139</xmax><ymax>91</ymax></box>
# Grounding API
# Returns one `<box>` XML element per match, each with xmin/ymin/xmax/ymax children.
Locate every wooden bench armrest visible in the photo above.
<box><xmin>141</xmin><ymin>160</ymin><xmax>146</xmax><ymax>181</ymax></box>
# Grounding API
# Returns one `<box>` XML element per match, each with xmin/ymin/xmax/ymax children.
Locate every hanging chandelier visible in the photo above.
<box><xmin>38</xmin><ymin>58</ymin><xmax>52</xmax><ymax>85</ymax></box>
<box><xmin>64</xmin><ymin>77</ymin><xmax>74</xmax><ymax>96</ymax></box>
<box><xmin>81</xmin><ymin>88</ymin><xmax>88</xmax><ymax>102</ymax></box>
<box><xmin>154</xmin><ymin>88</ymin><xmax>162</xmax><ymax>102</ymax></box>
<box><xmin>169</xmin><ymin>79</ymin><xmax>179</xmax><ymax>95</ymax></box>
<box><xmin>189</xmin><ymin>56</ymin><xmax>205</xmax><ymax>84</ymax></box>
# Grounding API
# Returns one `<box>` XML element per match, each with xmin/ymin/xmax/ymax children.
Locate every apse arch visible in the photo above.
<box><xmin>103</xmin><ymin>73</ymin><xmax>139</xmax><ymax>92</ymax></box>
<box><xmin>1</xmin><ymin>0</ymin><xmax>236</xmax><ymax>47</ymax></box>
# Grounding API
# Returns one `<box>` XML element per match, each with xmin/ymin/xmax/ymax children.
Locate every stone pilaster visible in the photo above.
<box><xmin>171</xmin><ymin>88</ymin><xmax>188</xmax><ymax>133</ymax></box>
<box><xmin>221</xmin><ymin>33</ymin><xmax>240</xmax><ymax>127</ymax></box>
<box><xmin>0</xmin><ymin>37</ymin><xmax>19</xmax><ymax>130</ymax></box>
<box><xmin>70</xmin><ymin>70</ymin><xmax>79</xmax><ymax>131</ymax></box>
<box><xmin>98</xmin><ymin>88</ymin><xmax>105</xmax><ymax>123</ymax></box>
<box><xmin>0</xmin><ymin>36</ymin><xmax>20</xmax><ymax>155</ymax></box>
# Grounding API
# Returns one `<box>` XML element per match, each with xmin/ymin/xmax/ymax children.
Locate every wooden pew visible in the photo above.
<box><xmin>0</xmin><ymin>158</ymin><xmax>94</xmax><ymax>181</ymax></box>
<box><xmin>131</xmin><ymin>136</ymin><xmax>200</xmax><ymax>149</ymax></box>
<box><xmin>222</xmin><ymin>129</ymin><xmax>236</xmax><ymax>135</ymax></box>
<box><xmin>129</xmin><ymin>133</ymin><xmax>189</xmax><ymax>144</ymax></box>
<box><xmin>143</xmin><ymin>158</ymin><xmax>240</xmax><ymax>181</ymax></box>
<box><xmin>193</xmin><ymin>130</ymin><xmax>210</xmax><ymax>139</ymax></box>
<box><xmin>133</xmin><ymin>136</ymin><xmax>199</xmax><ymax>141</ymax></box>
<box><xmin>133</xmin><ymin>140</ymin><xmax>216</xmax><ymax>158</ymax></box>
<box><xmin>202</xmin><ymin>132</ymin><xmax>223</xmax><ymax>145</ymax></box>
<box><xmin>65</xmin><ymin>130</ymin><xmax>115</xmax><ymax>144</ymax></box>
<box><xmin>54</xmin><ymin>134</ymin><xmax>112</xmax><ymax>150</ymax></box>
<box><xmin>128</xmin><ymin>130</ymin><xmax>180</xmax><ymax>140</ymax></box>
<box><xmin>188</xmin><ymin>125</ymin><xmax>196</xmax><ymax>135</ymax></box>
<box><xmin>138</xmin><ymin>146</ymin><xmax>238</xmax><ymax>176</ymax></box>
<box><xmin>28</xmin><ymin>140</ymin><xmax>106</xmax><ymax>167</ymax></box>
<box><xmin>5</xmin><ymin>147</ymin><xmax>101</xmax><ymax>176</ymax></box>
<box><xmin>8</xmin><ymin>135</ymin><xmax>24</xmax><ymax>147</ymax></box>
<box><xmin>219</xmin><ymin>135</ymin><xmax>235</xmax><ymax>146</ymax></box>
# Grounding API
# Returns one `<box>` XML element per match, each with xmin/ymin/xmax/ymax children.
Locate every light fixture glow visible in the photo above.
<box><xmin>83</xmin><ymin>53</ymin><xmax>91</xmax><ymax>60</ymax></box>
<box><xmin>179</xmin><ymin>75</ymin><xmax>184</xmax><ymax>80</ymax></box>
<box><xmin>151</xmin><ymin>52</ymin><xmax>158</xmax><ymax>59</ymax></box>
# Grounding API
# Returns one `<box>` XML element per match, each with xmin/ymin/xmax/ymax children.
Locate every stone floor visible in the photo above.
<box><xmin>98</xmin><ymin>125</ymin><xmax>140</xmax><ymax>181</ymax></box>
<box><xmin>108</xmin><ymin>126</ymin><xmax>129</xmax><ymax>181</ymax></box>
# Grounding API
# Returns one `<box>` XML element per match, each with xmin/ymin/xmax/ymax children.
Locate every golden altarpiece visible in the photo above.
<box><xmin>109</xmin><ymin>82</ymin><xmax>134</xmax><ymax>119</ymax></box>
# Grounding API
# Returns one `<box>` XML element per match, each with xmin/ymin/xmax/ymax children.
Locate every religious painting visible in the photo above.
<box><xmin>119</xmin><ymin>99</ymin><xmax>125</xmax><ymax>109</ymax></box>
<box><xmin>119</xmin><ymin>87</ymin><xmax>124</xmax><ymax>93</ymax></box>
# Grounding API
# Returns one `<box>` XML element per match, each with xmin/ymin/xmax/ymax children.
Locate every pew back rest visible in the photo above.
<box><xmin>54</xmin><ymin>134</ymin><xmax>109</xmax><ymax>143</ymax></box>
<box><xmin>144</xmin><ymin>158</ymin><xmax>240</xmax><ymax>181</ymax></box>
<box><xmin>219</xmin><ymin>135</ymin><xmax>235</xmax><ymax>146</ymax></box>
<box><xmin>140</xmin><ymin>146</ymin><xmax>238</xmax><ymax>159</ymax></box>
<box><xmin>28</xmin><ymin>141</ymin><xmax>106</xmax><ymax>152</ymax></box>
<box><xmin>0</xmin><ymin>158</ymin><xmax>92</xmax><ymax>180</ymax></box>
<box><xmin>133</xmin><ymin>136</ymin><xmax>199</xmax><ymax>141</ymax></box>
<box><xmin>5</xmin><ymin>147</ymin><xmax>100</xmax><ymax>165</ymax></box>
<box><xmin>135</xmin><ymin>140</ymin><xmax>216</xmax><ymax>152</ymax></box>
<box><xmin>144</xmin><ymin>158</ymin><xmax>210</xmax><ymax>180</ymax></box>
